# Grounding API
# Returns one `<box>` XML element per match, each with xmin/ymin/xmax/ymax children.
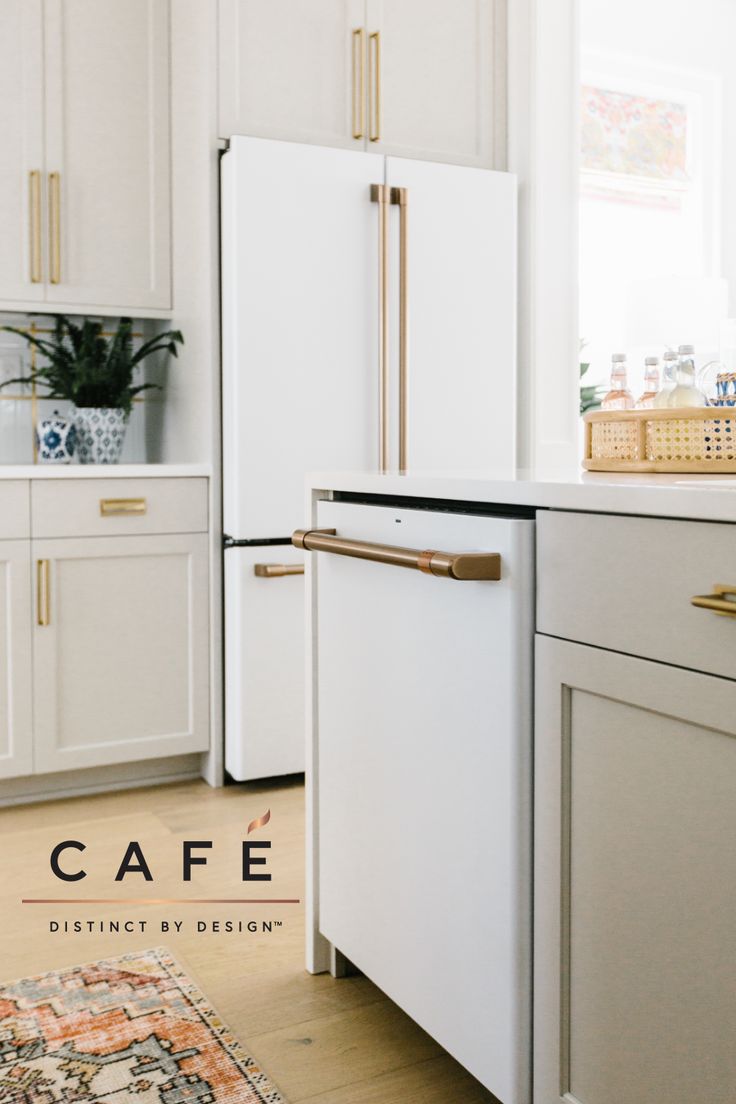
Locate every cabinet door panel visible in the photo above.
<box><xmin>368</xmin><ymin>0</ymin><xmax>503</xmax><ymax>167</ymax></box>
<box><xmin>219</xmin><ymin>0</ymin><xmax>365</xmax><ymax>149</ymax></box>
<box><xmin>0</xmin><ymin>541</ymin><xmax>33</xmax><ymax>780</ymax></box>
<box><xmin>0</xmin><ymin>0</ymin><xmax>44</xmax><ymax>302</ymax></box>
<box><xmin>33</xmin><ymin>534</ymin><xmax>209</xmax><ymax>773</ymax></box>
<box><xmin>535</xmin><ymin>636</ymin><xmax>736</xmax><ymax>1104</ymax></box>
<box><xmin>43</xmin><ymin>0</ymin><xmax>171</xmax><ymax>309</ymax></box>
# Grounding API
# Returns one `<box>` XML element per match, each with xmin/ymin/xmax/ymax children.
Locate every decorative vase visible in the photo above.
<box><xmin>36</xmin><ymin>410</ymin><xmax>77</xmax><ymax>464</ymax></box>
<box><xmin>73</xmin><ymin>407</ymin><xmax>127</xmax><ymax>464</ymax></box>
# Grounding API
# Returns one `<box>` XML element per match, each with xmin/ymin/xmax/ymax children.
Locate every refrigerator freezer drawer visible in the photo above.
<box><xmin>312</xmin><ymin>498</ymin><xmax>534</xmax><ymax>1104</ymax></box>
<box><xmin>225</xmin><ymin>546</ymin><xmax>305</xmax><ymax>781</ymax></box>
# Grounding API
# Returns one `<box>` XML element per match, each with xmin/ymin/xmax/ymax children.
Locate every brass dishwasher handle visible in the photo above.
<box><xmin>691</xmin><ymin>584</ymin><xmax>736</xmax><ymax>618</ymax></box>
<box><xmin>352</xmin><ymin>28</ymin><xmax>366</xmax><ymax>139</ymax></box>
<box><xmin>292</xmin><ymin>529</ymin><xmax>501</xmax><ymax>581</ymax></box>
<box><xmin>100</xmin><ymin>497</ymin><xmax>147</xmax><ymax>517</ymax></box>
<box><xmin>254</xmin><ymin>563</ymin><xmax>305</xmax><ymax>578</ymax></box>
<box><xmin>37</xmin><ymin>560</ymin><xmax>50</xmax><ymax>626</ymax></box>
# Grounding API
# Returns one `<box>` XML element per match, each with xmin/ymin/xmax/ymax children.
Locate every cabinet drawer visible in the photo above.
<box><xmin>31</xmin><ymin>479</ymin><xmax>208</xmax><ymax>538</ymax></box>
<box><xmin>0</xmin><ymin>483</ymin><xmax>30</xmax><ymax>539</ymax></box>
<box><xmin>537</xmin><ymin>511</ymin><xmax>736</xmax><ymax>680</ymax></box>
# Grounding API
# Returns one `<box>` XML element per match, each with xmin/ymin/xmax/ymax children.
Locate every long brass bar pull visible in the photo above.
<box><xmin>352</xmin><ymin>28</ymin><xmax>366</xmax><ymax>139</ymax></box>
<box><xmin>254</xmin><ymin>563</ymin><xmax>305</xmax><ymax>578</ymax></box>
<box><xmin>371</xmin><ymin>183</ymin><xmax>390</xmax><ymax>472</ymax></box>
<box><xmin>37</xmin><ymin>560</ymin><xmax>50</xmax><ymax>626</ymax></box>
<box><xmin>293</xmin><ymin>529</ymin><xmax>501</xmax><ymax>581</ymax></box>
<box><xmin>392</xmin><ymin>187</ymin><xmax>408</xmax><ymax>471</ymax></box>
<box><xmin>100</xmin><ymin>497</ymin><xmax>147</xmax><ymax>516</ymax></box>
<box><xmin>368</xmin><ymin>31</ymin><xmax>381</xmax><ymax>141</ymax></box>
<box><xmin>29</xmin><ymin>171</ymin><xmax>42</xmax><ymax>283</ymax></box>
<box><xmin>691</xmin><ymin>584</ymin><xmax>736</xmax><ymax>618</ymax></box>
<box><xmin>48</xmin><ymin>172</ymin><xmax>61</xmax><ymax>284</ymax></box>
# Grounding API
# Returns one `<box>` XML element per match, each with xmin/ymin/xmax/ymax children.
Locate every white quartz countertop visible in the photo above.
<box><xmin>0</xmin><ymin>463</ymin><xmax>210</xmax><ymax>479</ymax></box>
<box><xmin>308</xmin><ymin>469</ymin><xmax>736</xmax><ymax>523</ymax></box>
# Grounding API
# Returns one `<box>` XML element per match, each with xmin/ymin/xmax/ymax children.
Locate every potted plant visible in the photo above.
<box><xmin>0</xmin><ymin>315</ymin><xmax>184</xmax><ymax>463</ymax></box>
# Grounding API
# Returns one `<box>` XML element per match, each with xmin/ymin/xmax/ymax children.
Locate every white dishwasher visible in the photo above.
<box><xmin>301</xmin><ymin>496</ymin><xmax>535</xmax><ymax>1104</ymax></box>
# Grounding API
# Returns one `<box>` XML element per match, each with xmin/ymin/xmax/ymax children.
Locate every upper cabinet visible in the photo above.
<box><xmin>0</xmin><ymin>0</ymin><xmax>171</xmax><ymax>315</ymax></box>
<box><xmin>218</xmin><ymin>0</ymin><xmax>505</xmax><ymax>169</ymax></box>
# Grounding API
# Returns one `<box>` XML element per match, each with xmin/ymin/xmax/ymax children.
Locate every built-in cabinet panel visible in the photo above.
<box><xmin>218</xmin><ymin>0</ymin><xmax>504</xmax><ymax>168</ymax></box>
<box><xmin>0</xmin><ymin>0</ymin><xmax>44</xmax><ymax>303</ymax></box>
<box><xmin>534</xmin><ymin>635</ymin><xmax>736</xmax><ymax>1104</ymax></box>
<box><xmin>33</xmin><ymin>532</ymin><xmax>209</xmax><ymax>774</ymax></box>
<box><xmin>0</xmin><ymin>541</ymin><xmax>33</xmax><ymax>780</ymax></box>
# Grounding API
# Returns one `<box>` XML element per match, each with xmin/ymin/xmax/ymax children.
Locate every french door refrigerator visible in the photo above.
<box><xmin>221</xmin><ymin>135</ymin><xmax>516</xmax><ymax>781</ymax></box>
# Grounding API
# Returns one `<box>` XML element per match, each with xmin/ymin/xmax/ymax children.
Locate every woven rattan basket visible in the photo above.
<box><xmin>583</xmin><ymin>407</ymin><xmax>736</xmax><ymax>473</ymax></box>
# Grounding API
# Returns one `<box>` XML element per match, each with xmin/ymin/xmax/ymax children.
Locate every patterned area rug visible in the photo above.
<box><xmin>0</xmin><ymin>947</ymin><xmax>286</xmax><ymax>1103</ymax></box>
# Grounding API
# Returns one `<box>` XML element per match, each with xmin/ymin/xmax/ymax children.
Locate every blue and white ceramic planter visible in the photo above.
<box><xmin>73</xmin><ymin>407</ymin><xmax>128</xmax><ymax>464</ymax></box>
<box><xmin>36</xmin><ymin>411</ymin><xmax>77</xmax><ymax>464</ymax></box>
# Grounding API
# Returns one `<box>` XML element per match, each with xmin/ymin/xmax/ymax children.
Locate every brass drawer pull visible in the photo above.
<box><xmin>254</xmin><ymin>563</ymin><xmax>305</xmax><ymax>578</ymax></box>
<box><xmin>37</xmin><ymin>559</ymin><xmax>50</xmax><ymax>626</ymax></box>
<box><xmin>100</xmin><ymin>497</ymin><xmax>147</xmax><ymax>517</ymax></box>
<box><xmin>293</xmin><ymin>528</ymin><xmax>501</xmax><ymax>581</ymax></box>
<box><xmin>691</xmin><ymin>584</ymin><xmax>736</xmax><ymax>618</ymax></box>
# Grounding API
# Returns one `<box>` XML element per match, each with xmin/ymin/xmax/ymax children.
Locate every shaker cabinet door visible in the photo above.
<box><xmin>0</xmin><ymin>0</ymin><xmax>44</xmax><ymax>304</ymax></box>
<box><xmin>0</xmin><ymin>541</ymin><xmax>33</xmax><ymax>780</ymax></box>
<box><xmin>534</xmin><ymin>636</ymin><xmax>736</xmax><ymax>1104</ymax></box>
<box><xmin>32</xmin><ymin>534</ymin><xmax>209</xmax><ymax>774</ymax></box>
<box><xmin>42</xmin><ymin>0</ymin><xmax>171</xmax><ymax>310</ymax></box>
<box><xmin>219</xmin><ymin>0</ymin><xmax>365</xmax><ymax>149</ymax></box>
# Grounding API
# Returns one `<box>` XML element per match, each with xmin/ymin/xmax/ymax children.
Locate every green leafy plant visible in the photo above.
<box><xmin>0</xmin><ymin>315</ymin><xmax>183</xmax><ymax>416</ymax></box>
<box><xmin>580</xmin><ymin>340</ymin><xmax>604</xmax><ymax>415</ymax></box>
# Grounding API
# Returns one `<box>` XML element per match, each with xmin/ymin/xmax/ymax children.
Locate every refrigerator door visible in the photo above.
<box><xmin>222</xmin><ymin>137</ymin><xmax>384</xmax><ymax>539</ymax></box>
<box><xmin>385</xmin><ymin>157</ymin><xmax>517</xmax><ymax>474</ymax></box>
<box><xmin>225</xmin><ymin>545</ymin><xmax>306</xmax><ymax>781</ymax></box>
<box><xmin>313</xmin><ymin>498</ymin><xmax>533</xmax><ymax>1103</ymax></box>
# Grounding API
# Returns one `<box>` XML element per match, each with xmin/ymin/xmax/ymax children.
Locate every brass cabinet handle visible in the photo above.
<box><xmin>691</xmin><ymin>584</ymin><xmax>736</xmax><ymax>618</ymax></box>
<box><xmin>48</xmin><ymin>171</ymin><xmax>61</xmax><ymax>284</ymax></box>
<box><xmin>37</xmin><ymin>559</ymin><xmax>50</xmax><ymax>626</ymax></box>
<box><xmin>391</xmin><ymin>187</ymin><xmax>408</xmax><ymax>471</ymax></box>
<box><xmin>100</xmin><ymin>497</ymin><xmax>147</xmax><ymax>516</ymax></box>
<box><xmin>254</xmin><ymin>563</ymin><xmax>305</xmax><ymax>578</ymax></box>
<box><xmin>370</xmin><ymin>183</ymin><xmax>390</xmax><ymax>472</ymax></box>
<box><xmin>293</xmin><ymin>528</ymin><xmax>501</xmax><ymax>581</ymax></box>
<box><xmin>29</xmin><ymin>171</ymin><xmax>42</xmax><ymax>283</ymax></box>
<box><xmin>368</xmin><ymin>31</ymin><xmax>381</xmax><ymax>141</ymax></box>
<box><xmin>352</xmin><ymin>28</ymin><xmax>366</xmax><ymax>139</ymax></box>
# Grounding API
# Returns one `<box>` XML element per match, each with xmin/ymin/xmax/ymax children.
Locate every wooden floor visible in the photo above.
<box><xmin>0</xmin><ymin>778</ymin><xmax>498</xmax><ymax>1103</ymax></box>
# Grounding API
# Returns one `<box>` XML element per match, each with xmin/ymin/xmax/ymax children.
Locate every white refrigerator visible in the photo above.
<box><xmin>221</xmin><ymin>135</ymin><xmax>516</xmax><ymax>781</ymax></box>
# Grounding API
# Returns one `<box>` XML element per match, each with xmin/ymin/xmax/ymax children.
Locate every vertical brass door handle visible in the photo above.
<box><xmin>392</xmin><ymin>187</ymin><xmax>408</xmax><ymax>471</ymax></box>
<box><xmin>37</xmin><ymin>559</ymin><xmax>50</xmax><ymax>626</ymax></box>
<box><xmin>48</xmin><ymin>172</ymin><xmax>61</xmax><ymax>284</ymax></box>
<box><xmin>371</xmin><ymin>183</ymin><xmax>390</xmax><ymax>472</ymax></box>
<box><xmin>29</xmin><ymin>171</ymin><xmax>42</xmax><ymax>283</ymax></box>
<box><xmin>352</xmin><ymin>28</ymin><xmax>366</xmax><ymax>139</ymax></box>
<box><xmin>368</xmin><ymin>31</ymin><xmax>381</xmax><ymax>141</ymax></box>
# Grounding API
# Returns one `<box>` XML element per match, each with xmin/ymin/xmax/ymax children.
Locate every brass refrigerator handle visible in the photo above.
<box><xmin>391</xmin><ymin>187</ymin><xmax>408</xmax><ymax>471</ymax></box>
<box><xmin>368</xmin><ymin>31</ymin><xmax>381</xmax><ymax>141</ymax></box>
<box><xmin>48</xmin><ymin>171</ymin><xmax>61</xmax><ymax>284</ymax></box>
<box><xmin>370</xmin><ymin>183</ymin><xmax>390</xmax><ymax>472</ymax></box>
<box><xmin>292</xmin><ymin>529</ymin><xmax>501</xmax><ymax>581</ymax></box>
<box><xmin>352</xmin><ymin>28</ymin><xmax>366</xmax><ymax>139</ymax></box>
<box><xmin>37</xmin><ymin>559</ymin><xmax>50</xmax><ymax>626</ymax></box>
<box><xmin>254</xmin><ymin>563</ymin><xmax>305</xmax><ymax>578</ymax></box>
<box><xmin>691</xmin><ymin>584</ymin><xmax>736</xmax><ymax>618</ymax></box>
<box><xmin>29</xmin><ymin>171</ymin><xmax>42</xmax><ymax>283</ymax></box>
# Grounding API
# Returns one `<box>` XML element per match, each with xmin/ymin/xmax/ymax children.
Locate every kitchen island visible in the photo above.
<box><xmin>302</xmin><ymin>469</ymin><xmax>736</xmax><ymax>1104</ymax></box>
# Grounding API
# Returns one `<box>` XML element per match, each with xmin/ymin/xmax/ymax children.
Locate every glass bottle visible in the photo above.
<box><xmin>653</xmin><ymin>350</ymin><xmax>677</xmax><ymax>408</ymax></box>
<box><xmin>668</xmin><ymin>344</ymin><xmax>706</xmax><ymax>408</ymax></box>
<box><xmin>602</xmin><ymin>353</ymin><xmax>634</xmax><ymax>410</ymax></box>
<box><xmin>636</xmin><ymin>357</ymin><xmax>660</xmax><ymax>409</ymax></box>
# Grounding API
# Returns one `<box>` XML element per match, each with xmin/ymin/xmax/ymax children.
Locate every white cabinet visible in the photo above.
<box><xmin>0</xmin><ymin>0</ymin><xmax>171</xmax><ymax>313</ymax></box>
<box><xmin>0</xmin><ymin>541</ymin><xmax>33</xmax><ymax>780</ymax></box>
<box><xmin>218</xmin><ymin>0</ymin><xmax>504</xmax><ymax>168</ymax></box>
<box><xmin>534</xmin><ymin>635</ymin><xmax>736</xmax><ymax>1104</ymax></box>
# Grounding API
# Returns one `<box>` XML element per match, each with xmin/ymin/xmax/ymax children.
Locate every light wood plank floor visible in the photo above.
<box><xmin>0</xmin><ymin>778</ymin><xmax>498</xmax><ymax>1103</ymax></box>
